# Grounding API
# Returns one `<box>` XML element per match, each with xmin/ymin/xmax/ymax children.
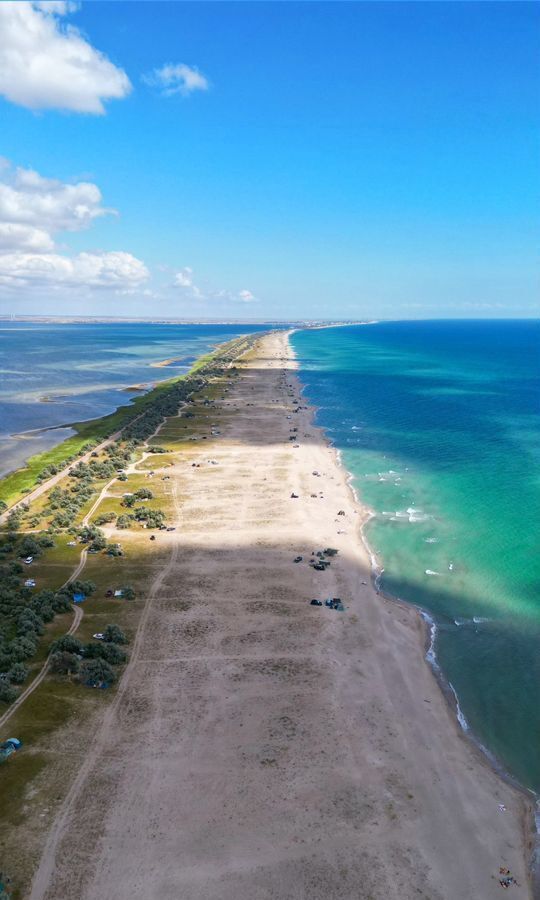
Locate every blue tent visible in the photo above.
<box><xmin>73</xmin><ymin>593</ymin><xmax>86</xmax><ymax>603</ymax></box>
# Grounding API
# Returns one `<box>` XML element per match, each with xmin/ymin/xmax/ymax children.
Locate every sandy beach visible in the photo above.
<box><xmin>28</xmin><ymin>329</ymin><xmax>532</xmax><ymax>900</ymax></box>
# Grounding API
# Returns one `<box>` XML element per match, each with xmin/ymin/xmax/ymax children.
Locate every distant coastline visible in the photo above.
<box><xmin>0</xmin><ymin>315</ymin><xmax>370</xmax><ymax>326</ymax></box>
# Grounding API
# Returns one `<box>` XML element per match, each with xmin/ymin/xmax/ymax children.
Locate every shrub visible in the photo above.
<box><xmin>7</xmin><ymin>662</ymin><xmax>28</xmax><ymax>684</ymax></box>
<box><xmin>19</xmin><ymin>536</ymin><xmax>42</xmax><ymax>559</ymax></box>
<box><xmin>134</xmin><ymin>488</ymin><xmax>153</xmax><ymax>500</ymax></box>
<box><xmin>116</xmin><ymin>515</ymin><xmax>132</xmax><ymax>529</ymax></box>
<box><xmin>68</xmin><ymin>580</ymin><xmax>96</xmax><ymax>598</ymax></box>
<box><xmin>0</xmin><ymin>682</ymin><xmax>17</xmax><ymax>704</ymax></box>
<box><xmin>83</xmin><ymin>642</ymin><xmax>126</xmax><ymax>664</ymax></box>
<box><xmin>105</xmin><ymin>543</ymin><xmax>123</xmax><ymax>557</ymax></box>
<box><xmin>93</xmin><ymin>512</ymin><xmax>117</xmax><ymax>526</ymax></box>
<box><xmin>51</xmin><ymin>592</ymin><xmax>73</xmax><ymax>613</ymax></box>
<box><xmin>50</xmin><ymin>634</ymin><xmax>84</xmax><ymax>655</ymax></box>
<box><xmin>102</xmin><ymin>624</ymin><xmax>128</xmax><ymax>644</ymax></box>
<box><xmin>16</xmin><ymin>609</ymin><xmax>44</xmax><ymax>637</ymax></box>
<box><xmin>50</xmin><ymin>651</ymin><xmax>80</xmax><ymax>675</ymax></box>
<box><xmin>10</xmin><ymin>634</ymin><xmax>38</xmax><ymax>660</ymax></box>
<box><xmin>78</xmin><ymin>658</ymin><xmax>116</xmax><ymax>686</ymax></box>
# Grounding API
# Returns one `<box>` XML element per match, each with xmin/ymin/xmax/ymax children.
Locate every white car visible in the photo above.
<box><xmin>93</xmin><ymin>633</ymin><xmax>105</xmax><ymax>641</ymax></box>
<box><xmin>24</xmin><ymin>556</ymin><xmax>33</xmax><ymax>564</ymax></box>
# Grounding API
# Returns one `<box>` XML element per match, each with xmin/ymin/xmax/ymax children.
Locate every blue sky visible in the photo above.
<box><xmin>0</xmin><ymin>1</ymin><xmax>538</xmax><ymax>319</ymax></box>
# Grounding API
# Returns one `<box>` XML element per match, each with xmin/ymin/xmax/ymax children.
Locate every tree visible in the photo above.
<box><xmin>68</xmin><ymin>580</ymin><xmax>96</xmax><ymax>598</ymax></box>
<box><xmin>134</xmin><ymin>488</ymin><xmax>153</xmax><ymax>500</ymax></box>
<box><xmin>10</xmin><ymin>634</ymin><xmax>38</xmax><ymax>660</ymax></box>
<box><xmin>51</xmin><ymin>592</ymin><xmax>73</xmax><ymax>613</ymax></box>
<box><xmin>7</xmin><ymin>662</ymin><xmax>28</xmax><ymax>684</ymax></box>
<box><xmin>90</xmin><ymin>533</ymin><xmax>107</xmax><ymax>552</ymax></box>
<box><xmin>16</xmin><ymin>609</ymin><xmax>44</xmax><ymax>637</ymax></box>
<box><xmin>78</xmin><ymin>525</ymin><xmax>105</xmax><ymax>546</ymax></box>
<box><xmin>7</xmin><ymin>510</ymin><xmax>22</xmax><ymax>531</ymax></box>
<box><xmin>93</xmin><ymin>512</ymin><xmax>117</xmax><ymax>526</ymax></box>
<box><xmin>102</xmin><ymin>624</ymin><xmax>128</xmax><ymax>644</ymax></box>
<box><xmin>50</xmin><ymin>651</ymin><xmax>80</xmax><ymax>675</ymax></box>
<box><xmin>105</xmin><ymin>543</ymin><xmax>123</xmax><ymax>557</ymax></box>
<box><xmin>78</xmin><ymin>658</ymin><xmax>116</xmax><ymax>686</ymax></box>
<box><xmin>116</xmin><ymin>515</ymin><xmax>132</xmax><ymax>529</ymax></box>
<box><xmin>120</xmin><ymin>585</ymin><xmax>136</xmax><ymax>601</ymax></box>
<box><xmin>83</xmin><ymin>642</ymin><xmax>126</xmax><ymax>664</ymax></box>
<box><xmin>19</xmin><ymin>536</ymin><xmax>42</xmax><ymax>559</ymax></box>
<box><xmin>0</xmin><ymin>681</ymin><xmax>17</xmax><ymax>704</ymax></box>
<box><xmin>50</xmin><ymin>634</ymin><xmax>83</xmax><ymax>655</ymax></box>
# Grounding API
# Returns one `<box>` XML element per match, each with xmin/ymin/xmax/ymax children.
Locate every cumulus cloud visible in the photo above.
<box><xmin>0</xmin><ymin>165</ymin><xmax>111</xmax><ymax>238</ymax></box>
<box><xmin>0</xmin><ymin>161</ymin><xmax>148</xmax><ymax>293</ymax></box>
<box><xmin>0</xmin><ymin>1</ymin><xmax>131</xmax><ymax>114</ymax></box>
<box><xmin>0</xmin><ymin>250</ymin><xmax>148</xmax><ymax>288</ymax></box>
<box><xmin>143</xmin><ymin>63</ymin><xmax>209</xmax><ymax>97</ymax></box>
<box><xmin>0</xmin><ymin>222</ymin><xmax>54</xmax><ymax>252</ymax></box>
<box><xmin>173</xmin><ymin>266</ymin><xmax>257</xmax><ymax>304</ymax></box>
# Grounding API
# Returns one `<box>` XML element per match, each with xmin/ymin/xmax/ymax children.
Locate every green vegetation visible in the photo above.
<box><xmin>0</xmin><ymin>334</ymin><xmax>250</xmax><ymax>509</ymax></box>
<box><xmin>0</xmin><ymin>334</ymin><xmax>255</xmax><ymax>703</ymax></box>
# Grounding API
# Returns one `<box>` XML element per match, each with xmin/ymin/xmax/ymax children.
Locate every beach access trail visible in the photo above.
<box><xmin>29</xmin><ymin>330</ymin><xmax>531</xmax><ymax>900</ymax></box>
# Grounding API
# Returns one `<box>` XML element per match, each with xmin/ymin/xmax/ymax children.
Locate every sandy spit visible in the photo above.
<box><xmin>29</xmin><ymin>330</ymin><xmax>533</xmax><ymax>900</ymax></box>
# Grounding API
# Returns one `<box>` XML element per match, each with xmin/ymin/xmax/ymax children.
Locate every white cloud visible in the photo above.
<box><xmin>238</xmin><ymin>289</ymin><xmax>256</xmax><ymax>303</ymax></box>
<box><xmin>0</xmin><ymin>161</ymin><xmax>148</xmax><ymax>294</ymax></box>
<box><xmin>143</xmin><ymin>63</ymin><xmax>209</xmax><ymax>97</ymax></box>
<box><xmin>0</xmin><ymin>250</ymin><xmax>148</xmax><ymax>288</ymax></box>
<box><xmin>173</xmin><ymin>266</ymin><xmax>195</xmax><ymax>288</ymax></box>
<box><xmin>173</xmin><ymin>267</ymin><xmax>257</xmax><ymax>304</ymax></box>
<box><xmin>0</xmin><ymin>222</ymin><xmax>54</xmax><ymax>252</ymax></box>
<box><xmin>0</xmin><ymin>165</ymin><xmax>111</xmax><ymax>236</ymax></box>
<box><xmin>0</xmin><ymin>1</ymin><xmax>131</xmax><ymax>114</ymax></box>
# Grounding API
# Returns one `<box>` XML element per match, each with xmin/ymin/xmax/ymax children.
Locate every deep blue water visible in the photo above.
<box><xmin>292</xmin><ymin>320</ymin><xmax>540</xmax><ymax>792</ymax></box>
<box><xmin>0</xmin><ymin>322</ymin><xmax>277</xmax><ymax>475</ymax></box>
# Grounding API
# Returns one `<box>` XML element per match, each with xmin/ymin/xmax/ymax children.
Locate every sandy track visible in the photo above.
<box><xmin>28</xmin><ymin>331</ymin><xmax>531</xmax><ymax>900</ymax></box>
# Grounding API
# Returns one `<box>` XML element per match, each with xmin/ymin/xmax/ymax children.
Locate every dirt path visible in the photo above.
<box><xmin>0</xmin><ymin>399</ymin><xmax>157</xmax><ymax>524</ymax></box>
<box><xmin>0</xmin><ymin>432</ymin><xmax>124</xmax><ymax>525</ymax></box>
<box><xmin>0</xmin><ymin>604</ymin><xmax>83</xmax><ymax>733</ymax></box>
<box><xmin>29</xmin><ymin>482</ymin><xmax>183</xmax><ymax>900</ymax></box>
<box><xmin>0</xmin><ymin>405</ymin><xmax>176</xmax><ymax>733</ymax></box>
<box><xmin>0</xmin><ymin>476</ymin><xmax>121</xmax><ymax>733</ymax></box>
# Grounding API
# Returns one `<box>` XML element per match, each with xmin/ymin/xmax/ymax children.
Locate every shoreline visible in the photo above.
<box><xmin>0</xmin><ymin>336</ymin><xmax>250</xmax><ymax>510</ymax></box>
<box><xmin>287</xmin><ymin>330</ymin><xmax>539</xmax><ymax>894</ymax></box>
<box><xmin>3</xmin><ymin>327</ymin><xmax>536</xmax><ymax>898</ymax></box>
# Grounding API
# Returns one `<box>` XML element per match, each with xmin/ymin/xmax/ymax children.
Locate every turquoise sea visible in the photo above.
<box><xmin>0</xmin><ymin>322</ymin><xmax>276</xmax><ymax>477</ymax></box>
<box><xmin>292</xmin><ymin>321</ymin><xmax>540</xmax><ymax>795</ymax></box>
